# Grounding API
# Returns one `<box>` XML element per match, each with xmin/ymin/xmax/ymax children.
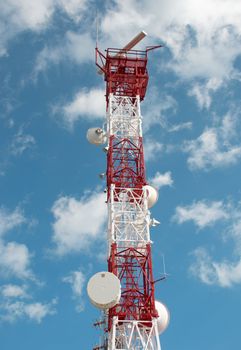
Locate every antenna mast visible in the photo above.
<box><xmin>95</xmin><ymin>11</ymin><xmax>99</xmax><ymax>49</ymax></box>
<box><xmin>87</xmin><ymin>31</ymin><xmax>169</xmax><ymax>350</ymax></box>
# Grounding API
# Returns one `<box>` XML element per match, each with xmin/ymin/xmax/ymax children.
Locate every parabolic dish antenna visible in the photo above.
<box><xmin>155</xmin><ymin>300</ymin><xmax>170</xmax><ymax>334</ymax></box>
<box><xmin>87</xmin><ymin>271</ymin><xmax>121</xmax><ymax>310</ymax></box>
<box><xmin>143</xmin><ymin>185</ymin><xmax>159</xmax><ymax>208</ymax></box>
<box><xmin>86</xmin><ymin>127</ymin><xmax>107</xmax><ymax>145</ymax></box>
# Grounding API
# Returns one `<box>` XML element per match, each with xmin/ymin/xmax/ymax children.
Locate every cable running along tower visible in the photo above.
<box><xmin>87</xmin><ymin>31</ymin><xmax>169</xmax><ymax>350</ymax></box>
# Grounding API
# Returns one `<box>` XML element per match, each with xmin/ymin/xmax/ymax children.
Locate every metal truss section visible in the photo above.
<box><xmin>108</xmin><ymin>318</ymin><xmax>161</xmax><ymax>350</ymax></box>
<box><xmin>107</xmin><ymin>136</ymin><xmax>146</xmax><ymax>189</ymax></box>
<box><xmin>91</xmin><ymin>43</ymin><xmax>165</xmax><ymax>350</ymax></box>
<box><xmin>107</xmin><ymin>94</ymin><xmax>142</xmax><ymax>141</ymax></box>
<box><xmin>108</xmin><ymin>186</ymin><xmax>150</xmax><ymax>245</ymax></box>
<box><xmin>108</xmin><ymin>244</ymin><xmax>156</xmax><ymax>322</ymax></box>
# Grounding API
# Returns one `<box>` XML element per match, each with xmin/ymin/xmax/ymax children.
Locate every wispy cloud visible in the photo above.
<box><xmin>168</xmin><ymin>121</ymin><xmax>193</xmax><ymax>133</ymax></box>
<box><xmin>23</xmin><ymin>300</ymin><xmax>57</xmax><ymax>323</ymax></box>
<box><xmin>188</xmin><ymin>78</ymin><xmax>223</xmax><ymax>109</ymax></box>
<box><xmin>175</xmin><ymin>198</ymin><xmax>241</xmax><ymax>287</ymax></box>
<box><xmin>173</xmin><ymin>200</ymin><xmax>229</xmax><ymax>229</ymax></box>
<box><xmin>1</xmin><ymin>284</ymin><xmax>28</xmax><ymax>299</ymax></box>
<box><xmin>52</xmin><ymin>88</ymin><xmax>105</xmax><ymax>129</ymax></box>
<box><xmin>63</xmin><ymin>269</ymin><xmax>85</xmax><ymax>312</ymax></box>
<box><xmin>51</xmin><ymin>190</ymin><xmax>107</xmax><ymax>255</ymax></box>
<box><xmin>184</xmin><ymin>129</ymin><xmax>241</xmax><ymax>170</ymax></box>
<box><xmin>10</xmin><ymin>131</ymin><xmax>35</xmax><ymax>156</ymax></box>
<box><xmin>34</xmin><ymin>31</ymin><xmax>94</xmax><ymax>77</ymax></box>
<box><xmin>0</xmin><ymin>298</ymin><xmax>57</xmax><ymax>323</ymax></box>
<box><xmin>150</xmin><ymin>171</ymin><xmax>173</xmax><ymax>190</ymax></box>
<box><xmin>0</xmin><ymin>0</ymin><xmax>88</xmax><ymax>56</ymax></box>
<box><xmin>0</xmin><ymin>126</ymin><xmax>36</xmax><ymax>177</ymax></box>
<box><xmin>144</xmin><ymin>138</ymin><xmax>163</xmax><ymax>162</ymax></box>
<box><xmin>0</xmin><ymin>205</ymin><xmax>35</xmax><ymax>280</ymax></box>
<box><xmin>0</xmin><ymin>206</ymin><xmax>26</xmax><ymax>237</ymax></box>
<box><xmin>57</xmin><ymin>0</ymin><xmax>87</xmax><ymax>22</ymax></box>
<box><xmin>142</xmin><ymin>90</ymin><xmax>177</xmax><ymax>131</ymax></box>
<box><xmin>0</xmin><ymin>281</ymin><xmax>57</xmax><ymax>324</ymax></box>
<box><xmin>190</xmin><ymin>247</ymin><xmax>241</xmax><ymax>288</ymax></box>
<box><xmin>183</xmin><ymin>111</ymin><xmax>241</xmax><ymax>170</ymax></box>
<box><xmin>0</xmin><ymin>241</ymin><xmax>33</xmax><ymax>279</ymax></box>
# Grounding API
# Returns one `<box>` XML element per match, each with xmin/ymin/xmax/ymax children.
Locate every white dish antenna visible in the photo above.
<box><xmin>143</xmin><ymin>185</ymin><xmax>159</xmax><ymax>208</ymax></box>
<box><xmin>86</xmin><ymin>127</ymin><xmax>107</xmax><ymax>145</ymax></box>
<box><xmin>155</xmin><ymin>300</ymin><xmax>170</xmax><ymax>334</ymax></box>
<box><xmin>87</xmin><ymin>271</ymin><xmax>121</xmax><ymax>310</ymax></box>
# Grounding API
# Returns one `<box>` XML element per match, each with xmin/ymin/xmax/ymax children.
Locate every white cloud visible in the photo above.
<box><xmin>0</xmin><ymin>205</ymin><xmax>36</xmax><ymax>280</ymax></box>
<box><xmin>158</xmin><ymin>1</ymin><xmax>241</xmax><ymax>82</ymax></box>
<box><xmin>53</xmin><ymin>88</ymin><xmax>105</xmax><ymax>129</ymax></box>
<box><xmin>144</xmin><ymin>138</ymin><xmax>163</xmax><ymax>162</ymax></box>
<box><xmin>101</xmin><ymin>1</ymin><xmax>151</xmax><ymax>49</ymax></box>
<box><xmin>220</xmin><ymin>112</ymin><xmax>239</xmax><ymax>144</ymax></box>
<box><xmin>165</xmin><ymin>31</ymin><xmax>241</xmax><ymax>81</ymax></box>
<box><xmin>10</xmin><ymin>131</ymin><xmax>35</xmax><ymax>156</ymax></box>
<box><xmin>0</xmin><ymin>0</ymin><xmax>87</xmax><ymax>56</ymax></box>
<box><xmin>185</xmin><ymin>128</ymin><xmax>241</xmax><ymax>170</ymax></box>
<box><xmin>0</xmin><ymin>0</ymin><xmax>53</xmax><ymax>56</ymax></box>
<box><xmin>0</xmin><ymin>299</ymin><xmax>57</xmax><ymax>323</ymax></box>
<box><xmin>150</xmin><ymin>171</ymin><xmax>173</xmax><ymax>190</ymax></box>
<box><xmin>34</xmin><ymin>31</ymin><xmax>94</xmax><ymax>77</ymax></box>
<box><xmin>63</xmin><ymin>269</ymin><xmax>85</xmax><ymax>312</ymax></box>
<box><xmin>24</xmin><ymin>300</ymin><xmax>56</xmax><ymax>323</ymax></box>
<box><xmin>188</xmin><ymin>78</ymin><xmax>223</xmax><ymax>109</ymax></box>
<box><xmin>0</xmin><ymin>283</ymin><xmax>57</xmax><ymax>323</ymax></box>
<box><xmin>176</xmin><ymin>200</ymin><xmax>241</xmax><ymax>288</ymax></box>
<box><xmin>101</xmin><ymin>0</ymin><xmax>241</xmax><ymax>82</ymax></box>
<box><xmin>184</xmin><ymin>110</ymin><xmax>241</xmax><ymax>170</ymax></box>
<box><xmin>57</xmin><ymin>0</ymin><xmax>86</xmax><ymax>22</ymax></box>
<box><xmin>0</xmin><ymin>240</ymin><xmax>32</xmax><ymax>279</ymax></box>
<box><xmin>190</xmin><ymin>248</ymin><xmax>217</xmax><ymax>285</ymax></box>
<box><xmin>190</xmin><ymin>248</ymin><xmax>241</xmax><ymax>288</ymax></box>
<box><xmin>142</xmin><ymin>92</ymin><xmax>177</xmax><ymax>131</ymax></box>
<box><xmin>1</xmin><ymin>284</ymin><xmax>28</xmax><ymax>298</ymax></box>
<box><xmin>51</xmin><ymin>191</ymin><xmax>107</xmax><ymax>255</ymax></box>
<box><xmin>168</xmin><ymin>122</ymin><xmax>193</xmax><ymax>133</ymax></box>
<box><xmin>0</xmin><ymin>207</ymin><xmax>26</xmax><ymax>237</ymax></box>
<box><xmin>1</xmin><ymin>0</ymin><xmax>54</xmax><ymax>30</ymax></box>
<box><xmin>174</xmin><ymin>200</ymin><xmax>229</xmax><ymax>229</ymax></box>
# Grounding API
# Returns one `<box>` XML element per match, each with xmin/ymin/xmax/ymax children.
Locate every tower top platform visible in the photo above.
<box><xmin>96</xmin><ymin>45</ymin><xmax>161</xmax><ymax>103</ymax></box>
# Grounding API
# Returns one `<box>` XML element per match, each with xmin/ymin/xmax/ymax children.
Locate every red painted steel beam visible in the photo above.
<box><xmin>108</xmin><ymin>243</ymin><xmax>157</xmax><ymax>329</ymax></box>
<box><xmin>107</xmin><ymin>136</ymin><xmax>146</xmax><ymax>193</ymax></box>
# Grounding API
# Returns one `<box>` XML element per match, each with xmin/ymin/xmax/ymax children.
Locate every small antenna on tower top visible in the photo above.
<box><xmin>162</xmin><ymin>254</ymin><xmax>167</xmax><ymax>276</ymax></box>
<box><xmin>95</xmin><ymin>10</ymin><xmax>99</xmax><ymax>49</ymax></box>
<box><xmin>154</xmin><ymin>254</ymin><xmax>169</xmax><ymax>284</ymax></box>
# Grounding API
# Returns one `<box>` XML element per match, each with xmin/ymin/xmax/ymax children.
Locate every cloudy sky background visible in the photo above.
<box><xmin>1</xmin><ymin>0</ymin><xmax>241</xmax><ymax>349</ymax></box>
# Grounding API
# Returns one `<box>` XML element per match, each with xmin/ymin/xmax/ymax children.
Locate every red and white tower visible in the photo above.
<box><xmin>87</xmin><ymin>32</ymin><xmax>169</xmax><ymax>350</ymax></box>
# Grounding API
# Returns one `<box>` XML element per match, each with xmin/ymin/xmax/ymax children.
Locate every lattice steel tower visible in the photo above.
<box><xmin>87</xmin><ymin>32</ymin><xmax>169</xmax><ymax>350</ymax></box>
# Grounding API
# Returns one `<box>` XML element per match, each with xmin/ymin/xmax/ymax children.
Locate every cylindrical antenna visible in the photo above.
<box><xmin>121</xmin><ymin>30</ymin><xmax>147</xmax><ymax>52</ymax></box>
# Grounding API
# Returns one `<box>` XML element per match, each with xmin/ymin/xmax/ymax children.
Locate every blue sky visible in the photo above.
<box><xmin>1</xmin><ymin>0</ymin><xmax>241</xmax><ymax>349</ymax></box>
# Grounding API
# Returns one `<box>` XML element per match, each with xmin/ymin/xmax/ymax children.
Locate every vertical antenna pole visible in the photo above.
<box><xmin>162</xmin><ymin>254</ymin><xmax>166</xmax><ymax>276</ymax></box>
<box><xmin>96</xmin><ymin>10</ymin><xmax>99</xmax><ymax>49</ymax></box>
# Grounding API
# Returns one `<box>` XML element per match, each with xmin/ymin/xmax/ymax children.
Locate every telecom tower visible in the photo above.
<box><xmin>87</xmin><ymin>32</ymin><xmax>169</xmax><ymax>350</ymax></box>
